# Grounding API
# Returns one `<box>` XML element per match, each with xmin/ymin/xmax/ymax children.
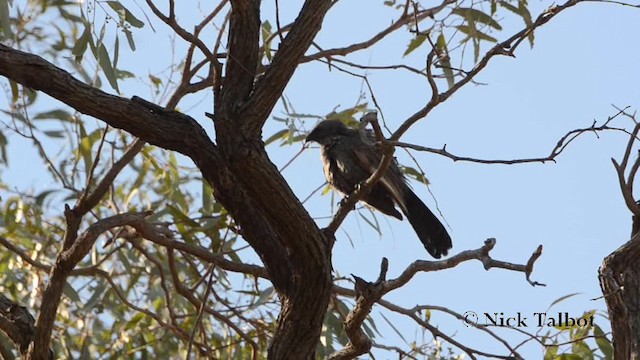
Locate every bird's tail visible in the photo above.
<box><xmin>401</xmin><ymin>188</ymin><xmax>452</xmax><ymax>258</ymax></box>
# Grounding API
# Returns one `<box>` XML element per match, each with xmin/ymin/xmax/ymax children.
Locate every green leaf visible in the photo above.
<box><xmin>34</xmin><ymin>109</ymin><xmax>74</xmax><ymax>122</ymax></box>
<box><xmin>380</xmin><ymin>313</ymin><xmax>408</xmax><ymax>344</ymax></box>
<box><xmin>544</xmin><ymin>345</ymin><xmax>558</xmax><ymax>360</ymax></box>
<box><xmin>547</xmin><ymin>293</ymin><xmax>581</xmax><ymax>310</ymax></box>
<box><xmin>264</xmin><ymin>129</ymin><xmax>289</xmax><ymax>146</ymax></box>
<box><xmin>84</xmin><ymin>281</ymin><xmax>107</xmax><ymax>310</ymax></box>
<box><xmin>261</xmin><ymin>21</ymin><xmax>273</xmax><ymax>61</ymax></box>
<box><xmin>0</xmin><ymin>0</ymin><xmax>13</xmax><ymax>39</ymax></box>
<box><xmin>436</xmin><ymin>33</ymin><xmax>455</xmax><ymax>89</ymax></box>
<box><xmin>554</xmin><ymin>355</ymin><xmax>583</xmax><ymax>360</ymax></box>
<box><xmin>98</xmin><ymin>43</ymin><xmax>120</xmax><ymax>92</ymax></box>
<box><xmin>63</xmin><ymin>281</ymin><xmax>81</xmax><ymax>302</ymax></box>
<box><xmin>43</xmin><ymin>130</ymin><xmax>65</xmax><ymax>138</ymax></box>
<box><xmin>72</xmin><ymin>25</ymin><xmax>91</xmax><ymax>61</ymax></box>
<box><xmin>254</xmin><ymin>286</ymin><xmax>275</xmax><ymax>307</ymax></box>
<box><xmin>594</xmin><ymin>325</ymin><xmax>613</xmax><ymax>359</ymax></box>
<box><xmin>402</xmin><ymin>166</ymin><xmax>430</xmax><ymax>185</ymax></box>
<box><xmin>571</xmin><ymin>339</ymin><xmax>594</xmax><ymax>360</ymax></box>
<box><xmin>114</xmin><ymin>34</ymin><xmax>120</xmax><ymax>68</ymax></box>
<box><xmin>0</xmin><ymin>130</ymin><xmax>7</xmax><ymax>164</ymax></box>
<box><xmin>457</xmin><ymin>25</ymin><xmax>498</xmax><ymax>43</ymax></box>
<box><xmin>9</xmin><ymin>80</ymin><xmax>18</xmax><ymax>103</ymax></box>
<box><xmin>358</xmin><ymin>210</ymin><xmax>381</xmax><ymax>235</ymax></box>
<box><xmin>452</xmin><ymin>8</ymin><xmax>502</xmax><ymax>30</ymax></box>
<box><xmin>325</xmin><ymin>103</ymin><xmax>369</xmax><ymax>125</ymax></box>
<box><xmin>167</xmin><ymin>204</ymin><xmax>200</xmax><ymax>228</ymax></box>
<box><xmin>404</xmin><ymin>34</ymin><xmax>428</xmax><ymax>57</ymax></box>
<box><xmin>106</xmin><ymin>1</ymin><xmax>145</xmax><ymax>28</ymax></box>
<box><xmin>202</xmin><ymin>180</ymin><xmax>214</xmax><ymax>214</ymax></box>
<box><xmin>499</xmin><ymin>0</ymin><xmax>534</xmax><ymax>46</ymax></box>
<box><xmin>35</xmin><ymin>190</ymin><xmax>57</xmax><ymax>207</ymax></box>
<box><xmin>59</xmin><ymin>7</ymin><xmax>83</xmax><ymax>23</ymax></box>
<box><xmin>124</xmin><ymin>28</ymin><xmax>136</xmax><ymax>51</ymax></box>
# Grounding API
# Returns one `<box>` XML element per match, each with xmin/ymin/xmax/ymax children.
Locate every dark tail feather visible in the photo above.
<box><xmin>401</xmin><ymin>188</ymin><xmax>452</xmax><ymax>258</ymax></box>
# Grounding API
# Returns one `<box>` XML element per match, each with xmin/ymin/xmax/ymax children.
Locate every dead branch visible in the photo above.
<box><xmin>391</xmin><ymin>0</ymin><xmax>584</xmax><ymax>141</ymax></box>
<box><xmin>392</xmin><ymin>107</ymin><xmax>631</xmax><ymax>165</ymax></box>
<box><xmin>331</xmin><ymin>238</ymin><xmax>542</xmax><ymax>359</ymax></box>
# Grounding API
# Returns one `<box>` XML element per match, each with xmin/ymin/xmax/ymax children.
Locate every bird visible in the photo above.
<box><xmin>305</xmin><ymin>119</ymin><xmax>452</xmax><ymax>258</ymax></box>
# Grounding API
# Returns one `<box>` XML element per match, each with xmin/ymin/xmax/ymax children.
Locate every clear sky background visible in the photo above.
<box><xmin>3</xmin><ymin>0</ymin><xmax>640</xmax><ymax>358</ymax></box>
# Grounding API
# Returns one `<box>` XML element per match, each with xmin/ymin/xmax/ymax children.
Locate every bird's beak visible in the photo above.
<box><xmin>305</xmin><ymin>129</ymin><xmax>318</xmax><ymax>144</ymax></box>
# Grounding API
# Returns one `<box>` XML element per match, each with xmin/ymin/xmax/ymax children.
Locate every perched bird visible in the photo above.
<box><xmin>305</xmin><ymin>120</ymin><xmax>452</xmax><ymax>258</ymax></box>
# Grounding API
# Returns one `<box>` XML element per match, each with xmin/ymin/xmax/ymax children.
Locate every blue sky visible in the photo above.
<box><xmin>277</xmin><ymin>1</ymin><xmax>639</xmax><ymax>356</ymax></box>
<box><xmin>3</xmin><ymin>0</ymin><xmax>640</xmax><ymax>357</ymax></box>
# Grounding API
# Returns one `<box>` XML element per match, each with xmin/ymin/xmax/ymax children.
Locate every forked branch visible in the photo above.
<box><xmin>331</xmin><ymin>239</ymin><xmax>543</xmax><ymax>359</ymax></box>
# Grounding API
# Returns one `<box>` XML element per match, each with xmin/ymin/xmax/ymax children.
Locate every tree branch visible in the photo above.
<box><xmin>218</xmin><ymin>0</ymin><xmax>260</xmax><ymax>113</ymax></box>
<box><xmin>302</xmin><ymin>1</ymin><xmax>454</xmax><ymax>63</ymax></box>
<box><xmin>328</xmin><ymin>258</ymin><xmax>389</xmax><ymax>359</ymax></box>
<box><xmin>391</xmin><ymin>0</ymin><xmax>584</xmax><ymax>141</ymax></box>
<box><xmin>392</xmin><ymin>109</ymin><xmax>630</xmax><ymax>165</ymax></box>
<box><xmin>331</xmin><ymin>239</ymin><xmax>543</xmax><ymax>359</ymax></box>
<box><xmin>30</xmin><ymin>212</ymin><xmax>153</xmax><ymax>358</ymax></box>
<box><xmin>0</xmin><ymin>44</ymin><xmax>218</xmax><ymax>161</ymax></box>
<box><xmin>239</xmin><ymin>0</ymin><xmax>333</xmax><ymax>135</ymax></box>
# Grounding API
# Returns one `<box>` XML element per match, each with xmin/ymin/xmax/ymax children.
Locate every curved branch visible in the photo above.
<box><xmin>31</xmin><ymin>212</ymin><xmax>153</xmax><ymax>358</ymax></box>
<box><xmin>0</xmin><ymin>44</ymin><xmax>218</xmax><ymax>161</ymax></box>
<box><xmin>391</xmin><ymin>0</ymin><xmax>584</xmax><ymax>141</ymax></box>
<box><xmin>332</xmin><ymin>239</ymin><xmax>543</xmax><ymax>358</ymax></box>
<box><xmin>302</xmin><ymin>1</ymin><xmax>455</xmax><ymax>63</ymax></box>
<box><xmin>392</xmin><ymin>115</ymin><xmax>629</xmax><ymax>165</ymax></box>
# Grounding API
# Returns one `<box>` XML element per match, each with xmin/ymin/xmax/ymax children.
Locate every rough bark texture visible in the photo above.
<box><xmin>0</xmin><ymin>295</ymin><xmax>42</xmax><ymax>358</ymax></box>
<box><xmin>598</xmin><ymin>217</ymin><xmax>640</xmax><ymax>360</ymax></box>
<box><xmin>0</xmin><ymin>0</ymin><xmax>334</xmax><ymax>356</ymax></box>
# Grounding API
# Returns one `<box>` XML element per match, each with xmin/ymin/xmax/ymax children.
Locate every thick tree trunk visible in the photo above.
<box><xmin>599</xmin><ymin>219</ymin><xmax>640</xmax><ymax>359</ymax></box>
<box><xmin>0</xmin><ymin>43</ymin><xmax>334</xmax><ymax>359</ymax></box>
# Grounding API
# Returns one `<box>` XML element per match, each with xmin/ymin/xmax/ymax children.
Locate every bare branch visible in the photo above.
<box><xmin>380</xmin><ymin>301</ymin><xmax>522</xmax><ymax>360</ymax></box>
<box><xmin>392</xmin><ymin>109</ymin><xmax>630</xmax><ymax>164</ymax></box>
<box><xmin>0</xmin><ymin>44</ymin><xmax>219</xmax><ymax>162</ymax></box>
<box><xmin>391</xmin><ymin>0</ymin><xmax>584</xmax><ymax>141</ymax></box>
<box><xmin>328</xmin><ymin>258</ymin><xmax>389</xmax><ymax>359</ymax></box>
<box><xmin>384</xmin><ymin>239</ymin><xmax>545</xmax><ymax>290</ymax></box>
<box><xmin>143</xmin><ymin>0</ymin><xmax>224</xmax><ymax>63</ymax></box>
<box><xmin>127</xmin><ymin>219</ymin><xmax>268</xmax><ymax>278</ymax></box>
<box><xmin>167</xmin><ymin>250</ymin><xmax>260</xmax><ymax>359</ymax></box>
<box><xmin>612</xmin><ymin>115</ymin><xmax>640</xmax><ymax>217</ymax></box>
<box><xmin>331</xmin><ymin>239</ymin><xmax>542</xmax><ymax>358</ymax></box>
<box><xmin>302</xmin><ymin>1</ymin><xmax>455</xmax><ymax>63</ymax></box>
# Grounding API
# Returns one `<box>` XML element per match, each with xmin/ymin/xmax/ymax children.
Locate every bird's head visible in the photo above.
<box><xmin>305</xmin><ymin>120</ymin><xmax>352</xmax><ymax>145</ymax></box>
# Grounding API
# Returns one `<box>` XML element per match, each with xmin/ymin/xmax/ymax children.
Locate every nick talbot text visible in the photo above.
<box><xmin>482</xmin><ymin>312</ymin><xmax>594</xmax><ymax>328</ymax></box>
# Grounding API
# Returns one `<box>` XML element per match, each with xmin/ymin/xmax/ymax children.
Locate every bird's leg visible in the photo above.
<box><xmin>338</xmin><ymin>180</ymin><xmax>367</xmax><ymax>208</ymax></box>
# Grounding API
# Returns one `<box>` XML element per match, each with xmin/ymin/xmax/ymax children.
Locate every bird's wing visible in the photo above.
<box><xmin>350</xmin><ymin>144</ymin><xmax>409</xmax><ymax>214</ymax></box>
<box><xmin>327</xmin><ymin>143</ymin><xmax>402</xmax><ymax>219</ymax></box>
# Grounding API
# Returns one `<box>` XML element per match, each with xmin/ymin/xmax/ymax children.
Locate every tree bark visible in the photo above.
<box><xmin>598</xmin><ymin>218</ymin><xmax>640</xmax><ymax>360</ymax></box>
<box><xmin>0</xmin><ymin>27</ymin><xmax>333</xmax><ymax>357</ymax></box>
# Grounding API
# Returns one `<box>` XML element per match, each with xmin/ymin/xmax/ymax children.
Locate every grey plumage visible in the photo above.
<box><xmin>305</xmin><ymin>120</ymin><xmax>452</xmax><ymax>258</ymax></box>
